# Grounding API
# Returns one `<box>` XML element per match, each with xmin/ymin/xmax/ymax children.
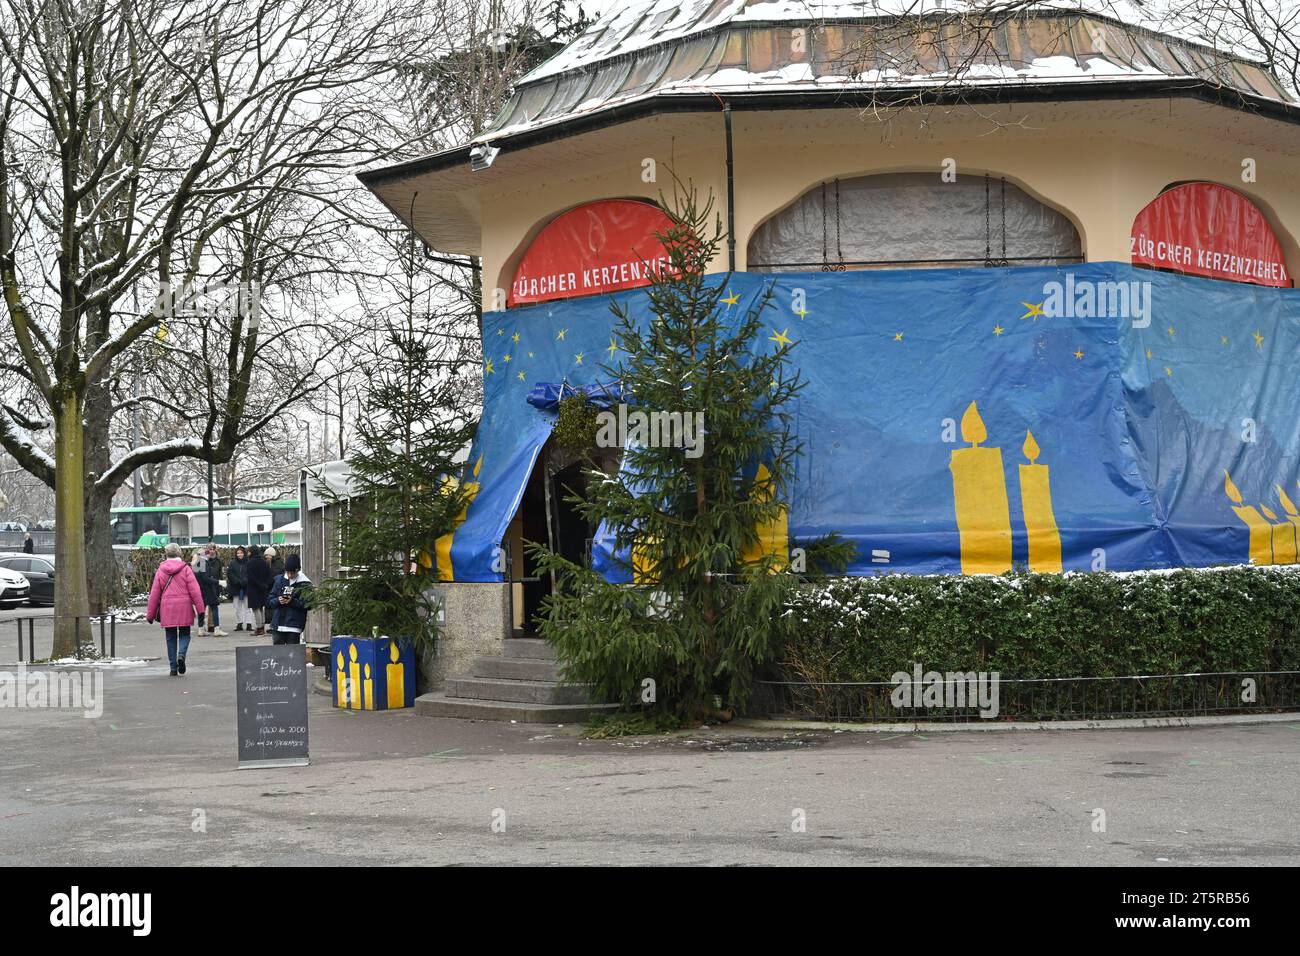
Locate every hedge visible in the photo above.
<box><xmin>777</xmin><ymin>565</ymin><xmax>1300</xmax><ymax>684</ymax></box>
<box><xmin>116</xmin><ymin>544</ymin><xmax>302</xmax><ymax>599</ymax></box>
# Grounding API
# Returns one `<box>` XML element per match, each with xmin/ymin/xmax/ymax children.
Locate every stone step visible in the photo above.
<box><xmin>471</xmin><ymin>656</ymin><xmax>560</xmax><ymax>682</ymax></box>
<box><xmin>415</xmin><ymin>692</ymin><xmax>618</xmax><ymax>724</ymax></box>
<box><xmin>502</xmin><ymin>638</ymin><xmax>556</xmax><ymax>661</ymax></box>
<box><xmin>445</xmin><ymin>676</ymin><xmax>592</xmax><ymax>705</ymax></box>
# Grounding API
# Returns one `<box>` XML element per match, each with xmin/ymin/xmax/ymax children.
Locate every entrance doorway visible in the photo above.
<box><xmin>504</xmin><ymin>439</ymin><xmax>617</xmax><ymax>637</ymax></box>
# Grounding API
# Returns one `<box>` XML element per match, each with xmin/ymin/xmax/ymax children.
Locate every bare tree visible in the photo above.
<box><xmin>0</xmin><ymin>0</ymin><xmax>434</xmax><ymax>653</ymax></box>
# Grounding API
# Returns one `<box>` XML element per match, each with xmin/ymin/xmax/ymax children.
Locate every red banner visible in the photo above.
<box><xmin>511</xmin><ymin>199</ymin><xmax>675</xmax><ymax>306</ymax></box>
<box><xmin>1130</xmin><ymin>182</ymin><xmax>1291</xmax><ymax>287</ymax></box>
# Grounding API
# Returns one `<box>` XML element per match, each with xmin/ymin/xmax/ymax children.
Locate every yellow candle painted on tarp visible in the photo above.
<box><xmin>348</xmin><ymin>642</ymin><xmax>362</xmax><ymax>710</ymax></box>
<box><xmin>1017</xmin><ymin>430</ymin><xmax>1062</xmax><ymax>573</ymax></box>
<box><xmin>741</xmin><ymin>463</ymin><xmax>788</xmax><ymax>571</ymax></box>
<box><xmin>335</xmin><ymin>651</ymin><xmax>348</xmax><ymax>707</ymax></box>
<box><xmin>363</xmin><ymin>663</ymin><xmax>373</xmax><ymax>711</ymax></box>
<box><xmin>949</xmin><ymin>402</ymin><xmax>1012</xmax><ymax>574</ymax></box>
<box><xmin>1224</xmin><ymin>471</ymin><xmax>1272</xmax><ymax>565</ymax></box>
<box><xmin>386</xmin><ymin>641</ymin><xmax>405</xmax><ymax>709</ymax></box>
<box><xmin>436</xmin><ymin>456</ymin><xmax>484</xmax><ymax>582</ymax></box>
<box><xmin>1276</xmin><ymin>485</ymin><xmax>1300</xmax><ymax>562</ymax></box>
<box><xmin>1260</xmin><ymin>504</ymin><xmax>1296</xmax><ymax>564</ymax></box>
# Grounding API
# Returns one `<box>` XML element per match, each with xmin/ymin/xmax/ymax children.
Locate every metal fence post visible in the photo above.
<box><xmin>111</xmin><ymin>615</ymin><xmax>116</xmax><ymax>658</ymax></box>
<box><xmin>15</xmin><ymin>619</ymin><xmax>21</xmax><ymax>662</ymax></box>
<box><xmin>99</xmin><ymin>614</ymin><xmax>106</xmax><ymax>657</ymax></box>
<box><xmin>74</xmin><ymin>616</ymin><xmax>81</xmax><ymax>659</ymax></box>
<box><xmin>27</xmin><ymin>619</ymin><xmax>34</xmax><ymax>662</ymax></box>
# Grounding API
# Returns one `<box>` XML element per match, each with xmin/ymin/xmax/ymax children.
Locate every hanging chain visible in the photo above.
<box><xmin>833</xmin><ymin>178</ymin><xmax>846</xmax><ymax>271</ymax></box>
<box><xmin>821</xmin><ymin>181</ymin><xmax>831</xmax><ymax>272</ymax></box>
<box><xmin>998</xmin><ymin>176</ymin><xmax>1009</xmax><ymax>267</ymax></box>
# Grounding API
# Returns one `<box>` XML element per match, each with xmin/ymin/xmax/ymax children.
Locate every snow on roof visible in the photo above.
<box><xmin>520</xmin><ymin>1</ymin><xmax>1244</xmax><ymax>85</ymax></box>
<box><xmin>478</xmin><ymin>1</ymin><xmax>1291</xmax><ymax>142</ymax></box>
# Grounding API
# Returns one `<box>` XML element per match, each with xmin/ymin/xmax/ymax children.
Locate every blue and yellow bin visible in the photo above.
<box><xmin>330</xmin><ymin>636</ymin><xmax>416</xmax><ymax>710</ymax></box>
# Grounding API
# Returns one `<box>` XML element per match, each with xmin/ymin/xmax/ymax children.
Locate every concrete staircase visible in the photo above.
<box><xmin>415</xmin><ymin>638</ymin><xmax>617</xmax><ymax>723</ymax></box>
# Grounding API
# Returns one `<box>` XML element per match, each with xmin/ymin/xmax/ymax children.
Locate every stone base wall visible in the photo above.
<box><xmin>417</xmin><ymin>582</ymin><xmax>510</xmax><ymax>692</ymax></box>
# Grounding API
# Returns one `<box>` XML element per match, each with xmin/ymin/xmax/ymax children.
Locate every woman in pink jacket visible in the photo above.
<box><xmin>145</xmin><ymin>542</ymin><xmax>207</xmax><ymax>676</ymax></box>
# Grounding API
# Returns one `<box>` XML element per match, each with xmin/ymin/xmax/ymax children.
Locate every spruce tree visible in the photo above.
<box><xmin>318</xmin><ymin>241</ymin><xmax>477</xmax><ymax>647</ymax></box>
<box><xmin>531</xmin><ymin>185</ymin><xmax>849</xmax><ymax>718</ymax></box>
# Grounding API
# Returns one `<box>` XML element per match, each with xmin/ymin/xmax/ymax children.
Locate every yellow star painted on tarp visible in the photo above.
<box><xmin>517</xmin><ymin>371</ymin><xmax>526</xmax><ymax>381</ymax></box>
<box><xmin>769</xmin><ymin>327</ymin><xmax>793</xmax><ymax>347</ymax></box>
<box><xmin>511</xmin><ymin>332</ymin><xmax>520</xmax><ymax>344</ymax></box>
<box><xmin>1167</xmin><ymin>325</ymin><xmax>1175</xmax><ymax>338</ymax></box>
<box><xmin>1074</xmin><ymin>349</ymin><xmax>1084</xmax><ymax>360</ymax></box>
<box><xmin>1020</xmin><ymin>302</ymin><xmax>1045</xmax><ymax>321</ymax></box>
<box><xmin>1254</xmin><ymin>330</ymin><xmax>1264</xmax><ymax>348</ymax></box>
<box><xmin>1165</xmin><ymin>366</ymin><xmax>1173</xmax><ymax>377</ymax></box>
<box><xmin>722</xmin><ymin>289</ymin><xmax>740</xmax><ymax>307</ymax></box>
<box><xmin>795</xmin><ymin>307</ymin><xmax>810</xmax><ymax>320</ymax></box>
<box><xmin>993</xmin><ymin>325</ymin><xmax>1004</xmax><ymax>337</ymax></box>
<box><xmin>556</xmin><ymin>328</ymin><xmax>567</xmax><ymax>340</ymax></box>
<box><xmin>484</xmin><ymin>358</ymin><xmax>494</xmax><ymax>375</ymax></box>
<box><xmin>1221</xmin><ymin>336</ymin><xmax>1229</xmax><ymax>346</ymax></box>
<box><xmin>607</xmin><ymin>338</ymin><xmax>619</xmax><ymax>358</ymax></box>
<box><xmin>574</xmin><ymin>352</ymin><xmax>584</xmax><ymax>365</ymax></box>
<box><xmin>503</xmin><ymin>353</ymin><xmax>512</xmax><ymax>363</ymax></box>
<box><xmin>496</xmin><ymin>329</ymin><xmax>505</xmax><ymax>336</ymax></box>
<box><xmin>528</xmin><ymin>351</ymin><xmax>534</xmax><ymax>358</ymax></box>
<box><xmin>893</xmin><ymin>332</ymin><xmax>904</xmax><ymax>342</ymax></box>
<box><xmin>1146</xmin><ymin>348</ymin><xmax>1152</xmax><ymax>359</ymax></box>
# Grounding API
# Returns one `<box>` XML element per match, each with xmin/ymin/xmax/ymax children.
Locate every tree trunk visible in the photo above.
<box><xmin>53</xmin><ymin>398</ymin><xmax>90</xmax><ymax>658</ymax></box>
<box><xmin>84</xmin><ymin>493</ymin><xmax>120</xmax><ymax>615</ymax></box>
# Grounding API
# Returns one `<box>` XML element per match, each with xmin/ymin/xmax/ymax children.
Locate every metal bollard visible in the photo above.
<box><xmin>111</xmin><ymin>615</ymin><xmax>116</xmax><ymax>658</ymax></box>
<box><xmin>100</xmin><ymin>615</ymin><xmax>106</xmax><ymax>656</ymax></box>
<box><xmin>28</xmin><ymin>619</ymin><xmax>34</xmax><ymax>662</ymax></box>
<box><xmin>16</xmin><ymin>620</ymin><xmax>21</xmax><ymax>662</ymax></box>
<box><xmin>74</xmin><ymin>616</ymin><xmax>81</xmax><ymax>659</ymax></box>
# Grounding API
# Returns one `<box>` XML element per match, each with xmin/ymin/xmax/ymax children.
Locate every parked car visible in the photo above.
<box><xmin>0</xmin><ymin>564</ymin><xmax>31</xmax><ymax>609</ymax></box>
<box><xmin>0</xmin><ymin>553</ymin><xmax>53</xmax><ymax>606</ymax></box>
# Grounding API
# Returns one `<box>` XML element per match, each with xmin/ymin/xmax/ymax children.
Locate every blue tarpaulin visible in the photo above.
<box><xmin>441</xmin><ymin>263</ymin><xmax>1300</xmax><ymax>579</ymax></box>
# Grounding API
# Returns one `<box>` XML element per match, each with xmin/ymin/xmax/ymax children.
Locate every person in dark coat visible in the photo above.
<box><xmin>266</xmin><ymin>554</ymin><xmax>311</xmax><ymax>645</ymax></box>
<box><xmin>227</xmin><ymin>546</ymin><xmax>252</xmax><ymax>631</ymax></box>
<box><xmin>245</xmin><ymin>545</ymin><xmax>273</xmax><ymax>637</ymax></box>
<box><xmin>192</xmin><ymin>544</ymin><xmax>225</xmax><ymax>635</ymax></box>
<box><xmin>22</xmin><ymin>533</ymin><xmax>33</xmax><ymax>554</ymax></box>
<box><xmin>263</xmin><ymin>546</ymin><xmax>285</xmax><ymax>578</ymax></box>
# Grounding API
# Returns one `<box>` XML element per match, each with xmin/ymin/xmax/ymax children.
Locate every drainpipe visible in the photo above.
<box><xmin>724</xmin><ymin>102</ymin><xmax>736</xmax><ymax>272</ymax></box>
<box><xmin>713</xmin><ymin>94</ymin><xmax>737</xmax><ymax>273</ymax></box>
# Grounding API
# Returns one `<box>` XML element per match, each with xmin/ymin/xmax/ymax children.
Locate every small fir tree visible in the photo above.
<box><xmin>530</xmin><ymin>185</ymin><xmax>851</xmax><ymax>719</ymax></box>
<box><xmin>319</xmin><ymin>239</ymin><xmax>477</xmax><ymax>647</ymax></box>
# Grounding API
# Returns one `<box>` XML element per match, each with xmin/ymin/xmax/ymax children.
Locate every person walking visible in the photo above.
<box><xmin>246</xmin><ymin>545</ymin><xmax>273</xmax><ymax>637</ymax></box>
<box><xmin>145</xmin><ymin>543</ymin><xmax>206</xmax><ymax>677</ymax></box>
<box><xmin>227</xmin><ymin>546</ymin><xmax>253</xmax><ymax>631</ymax></box>
<box><xmin>266</xmin><ymin>554</ymin><xmax>311</xmax><ymax>645</ymax></box>
<box><xmin>193</xmin><ymin>544</ymin><xmax>226</xmax><ymax>636</ymax></box>
<box><xmin>21</xmin><ymin>532</ymin><xmax>33</xmax><ymax>554</ymax></box>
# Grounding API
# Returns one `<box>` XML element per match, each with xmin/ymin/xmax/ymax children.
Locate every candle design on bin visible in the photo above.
<box><xmin>362</xmin><ymin>663</ymin><xmax>373</xmax><ymax>710</ymax></box>
<box><xmin>741</xmin><ymin>462</ymin><xmax>789</xmax><ymax>571</ymax></box>
<box><xmin>1260</xmin><ymin>504</ymin><xmax>1296</xmax><ymax>564</ymax></box>
<box><xmin>347</xmin><ymin>642</ymin><xmax>362</xmax><ymax>710</ymax></box>
<box><xmin>949</xmin><ymin>402</ymin><xmax>1012</xmax><ymax>574</ymax></box>
<box><xmin>335</xmin><ymin>650</ymin><xmax>348</xmax><ymax>707</ymax></box>
<box><xmin>1223</xmin><ymin>471</ymin><xmax>1273</xmax><ymax>565</ymax></box>
<box><xmin>1018</xmin><ymin>430</ymin><xmax>1062</xmax><ymax>572</ymax></box>
<box><xmin>386</xmin><ymin>641</ymin><xmax>405</xmax><ymax>709</ymax></box>
<box><xmin>1277</xmin><ymin>485</ymin><xmax>1300</xmax><ymax>561</ymax></box>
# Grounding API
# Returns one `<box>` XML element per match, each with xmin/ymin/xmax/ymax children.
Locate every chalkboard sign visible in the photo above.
<box><xmin>236</xmin><ymin>644</ymin><xmax>310</xmax><ymax>769</ymax></box>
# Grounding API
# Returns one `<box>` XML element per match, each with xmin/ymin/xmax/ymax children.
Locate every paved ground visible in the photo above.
<box><xmin>3</xmin><ymin>619</ymin><xmax>1299</xmax><ymax>866</ymax></box>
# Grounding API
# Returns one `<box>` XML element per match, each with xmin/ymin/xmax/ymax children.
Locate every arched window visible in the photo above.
<box><xmin>747</xmin><ymin>172</ymin><xmax>1082</xmax><ymax>272</ymax></box>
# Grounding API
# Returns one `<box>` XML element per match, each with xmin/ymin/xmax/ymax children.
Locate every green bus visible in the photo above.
<box><xmin>110</xmin><ymin>501</ymin><xmax>300</xmax><ymax>547</ymax></box>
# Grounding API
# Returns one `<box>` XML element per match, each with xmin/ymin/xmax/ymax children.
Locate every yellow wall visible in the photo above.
<box><xmin>472</xmin><ymin>99</ymin><xmax>1300</xmax><ymax>311</ymax></box>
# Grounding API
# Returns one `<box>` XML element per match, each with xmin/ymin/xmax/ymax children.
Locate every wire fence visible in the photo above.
<box><xmin>753</xmin><ymin>671</ymin><xmax>1300</xmax><ymax>722</ymax></box>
